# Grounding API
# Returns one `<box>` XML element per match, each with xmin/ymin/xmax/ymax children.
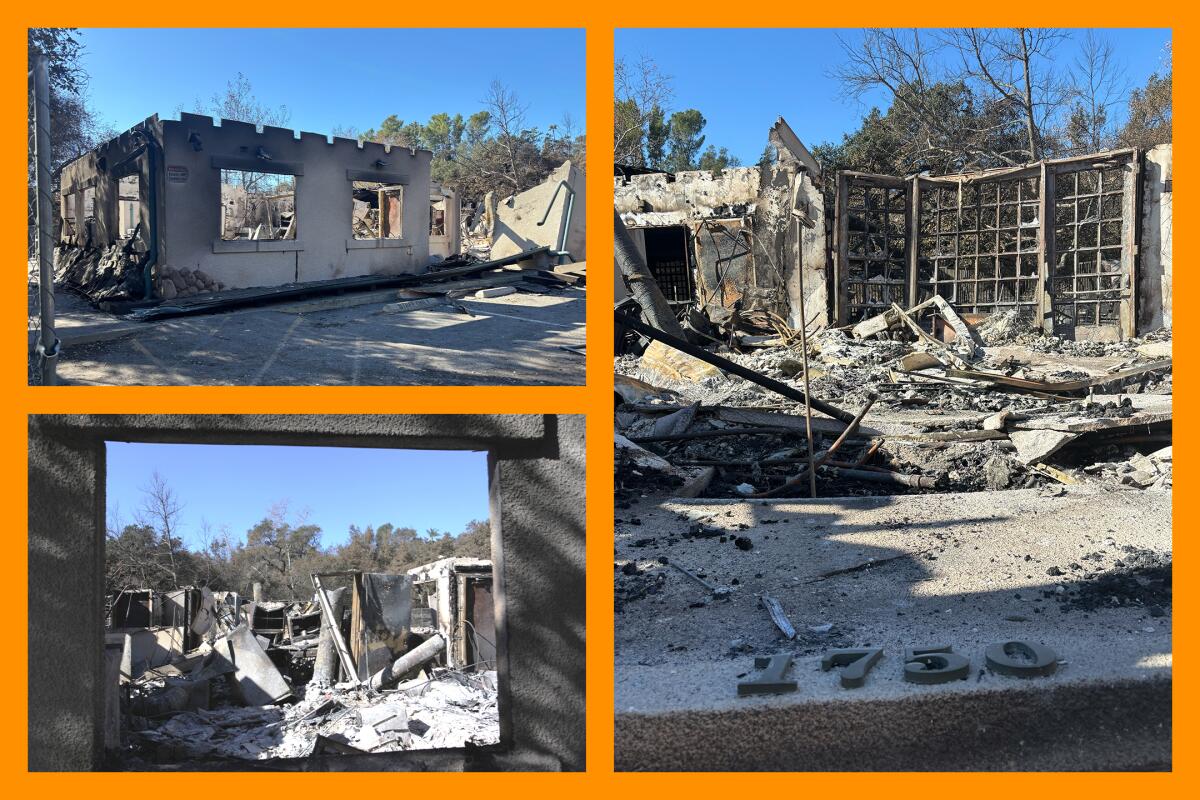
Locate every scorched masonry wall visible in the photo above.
<box><xmin>59</xmin><ymin>113</ymin><xmax>435</xmax><ymax>293</ymax></box>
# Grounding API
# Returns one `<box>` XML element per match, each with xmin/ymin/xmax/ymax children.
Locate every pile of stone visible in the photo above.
<box><xmin>155</xmin><ymin>266</ymin><xmax>225</xmax><ymax>299</ymax></box>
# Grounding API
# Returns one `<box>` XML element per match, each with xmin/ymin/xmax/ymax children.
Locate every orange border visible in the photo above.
<box><xmin>3</xmin><ymin>10</ymin><xmax>1191</xmax><ymax>788</ymax></box>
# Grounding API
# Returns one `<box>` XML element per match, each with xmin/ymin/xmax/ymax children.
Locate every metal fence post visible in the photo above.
<box><xmin>32</xmin><ymin>52</ymin><xmax>58</xmax><ymax>385</ymax></box>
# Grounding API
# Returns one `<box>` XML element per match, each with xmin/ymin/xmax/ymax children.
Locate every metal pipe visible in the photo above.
<box><xmin>534</xmin><ymin>179</ymin><xmax>576</xmax><ymax>257</ymax></box>
<box><xmin>615</xmin><ymin>310</ymin><xmax>855</xmax><ymax>423</ymax></box>
<box><xmin>32</xmin><ymin>54</ymin><xmax>58</xmax><ymax>385</ymax></box>
<box><xmin>369</xmin><ymin>633</ymin><xmax>446</xmax><ymax>691</ymax></box>
<box><xmin>135</xmin><ymin>127</ymin><xmax>160</xmax><ymax>299</ymax></box>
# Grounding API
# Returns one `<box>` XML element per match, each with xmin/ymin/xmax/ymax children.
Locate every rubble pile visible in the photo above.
<box><xmin>615</xmin><ymin>294</ymin><xmax>1172</xmax><ymax>501</ymax></box>
<box><xmin>112</xmin><ymin>564</ymin><xmax>500</xmax><ymax>767</ymax></box>
<box><xmin>54</xmin><ymin>240</ymin><xmax>146</xmax><ymax>304</ymax></box>
<box><xmin>128</xmin><ymin>669</ymin><xmax>499</xmax><ymax>762</ymax></box>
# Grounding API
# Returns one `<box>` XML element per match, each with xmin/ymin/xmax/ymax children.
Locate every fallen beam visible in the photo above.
<box><xmin>615</xmin><ymin>311</ymin><xmax>855</xmax><ymax>424</ymax></box>
<box><xmin>124</xmin><ymin>248</ymin><xmax>551</xmax><ymax>321</ymax></box>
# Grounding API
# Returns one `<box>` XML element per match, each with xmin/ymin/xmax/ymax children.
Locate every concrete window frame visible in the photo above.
<box><xmin>28</xmin><ymin>414</ymin><xmax>585</xmax><ymax>772</ymax></box>
<box><xmin>346</xmin><ymin>170</ymin><xmax>413</xmax><ymax>252</ymax></box>
<box><xmin>212</xmin><ymin>162</ymin><xmax>303</xmax><ymax>254</ymax></box>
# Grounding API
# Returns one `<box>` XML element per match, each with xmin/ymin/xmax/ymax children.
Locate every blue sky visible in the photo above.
<box><xmin>106</xmin><ymin>442</ymin><xmax>490</xmax><ymax>550</ymax></box>
<box><xmin>616</xmin><ymin>28</ymin><xmax>1172</xmax><ymax>164</ymax></box>
<box><xmin>77</xmin><ymin>28</ymin><xmax>585</xmax><ymax>137</ymax></box>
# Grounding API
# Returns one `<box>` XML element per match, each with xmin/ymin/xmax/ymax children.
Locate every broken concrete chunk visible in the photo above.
<box><xmin>1009</xmin><ymin>429</ymin><xmax>1080</xmax><ymax>465</ymax></box>
<box><xmin>983</xmin><ymin>409</ymin><xmax>1014</xmax><ymax>431</ymax></box>
<box><xmin>615</xmin><ymin>433</ymin><xmax>675</xmax><ymax>472</ymax></box>
<box><xmin>650</xmin><ymin>402</ymin><xmax>700</xmax><ymax>438</ymax></box>
<box><xmin>639</xmin><ymin>339</ymin><xmax>723</xmax><ymax>383</ymax></box>
<box><xmin>474</xmin><ymin>286</ymin><xmax>516</xmax><ymax>298</ymax></box>
<box><xmin>212</xmin><ymin>623</ymin><xmax>292</xmax><ymax>706</ymax></box>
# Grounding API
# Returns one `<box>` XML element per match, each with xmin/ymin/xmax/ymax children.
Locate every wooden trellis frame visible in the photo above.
<box><xmin>833</xmin><ymin>149</ymin><xmax>1141</xmax><ymax>339</ymax></box>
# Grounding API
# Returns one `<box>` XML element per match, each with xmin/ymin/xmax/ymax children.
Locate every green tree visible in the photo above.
<box><xmin>698</xmin><ymin>145</ymin><xmax>741</xmax><ymax>173</ymax></box>
<box><xmin>665</xmin><ymin>109</ymin><xmax>707</xmax><ymax>172</ymax></box>
<box><xmin>1119</xmin><ymin>54</ymin><xmax>1171</xmax><ymax>150</ymax></box>
<box><xmin>231</xmin><ymin>503</ymin><xmax>323</xmax><ymax>599</ymax></box>
<box><xmin>646</xmin><ymin>105</ymin><xmax>669</xmax><ymax>169</ymax></box>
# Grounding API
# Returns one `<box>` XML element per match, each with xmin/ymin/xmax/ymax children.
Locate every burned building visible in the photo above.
<box><xmin>102</xmin><ymin>562</ymin><xmax>500</xmax><ymax>765</ymax></box>
<box><xmin>616</xmin><ymin>118</ymin><xmax>828</xmax><ymax>334</ymax></box>
<box><xmin>56</xmin><ymin>113</ymin><xmax>456</xmax><ymax>304</ymax></box>
<box><xmin>617</xmin><ymin>116</ymin><xmax>1172</xmax><ymax>343</ymax></box>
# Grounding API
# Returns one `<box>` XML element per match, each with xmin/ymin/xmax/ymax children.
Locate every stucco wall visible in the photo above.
<box><xmin>158</xmin><ymin>114</ymin><xmax>433</xmax><ymax>290</ymax></box>
<box><xmin>28</xmin><ymin>414</ymin><xmax>585</xmax><ymax>772</ymax></box>
<box><xmin>492</xmin><ymin>160</ymin><xmax>586</xmax><ymax>262</ymax></box>
<box><xmin>1139</xmin><ymin>144</ymin><xmax>1172</xmax><ymax>330</ymax></box>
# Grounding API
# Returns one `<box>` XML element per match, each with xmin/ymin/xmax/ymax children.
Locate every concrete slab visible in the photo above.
<box><xmin>44</xmin><ymin>288</ymin><xmax>585</xmax><ymax>386</ymax></box>
<box><xmin>614</xmin><ymin>488</ymin><xmax>1171</xmax><ymax>770</ymax></box>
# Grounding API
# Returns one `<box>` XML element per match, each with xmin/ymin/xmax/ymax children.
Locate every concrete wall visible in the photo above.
<box><xmin>59</xmin><ymin>118</ymin><xmax>157</xmax><ymax>251</ymax></box>
<box><xmin>492</xmin><ymin>160</ymin><xmax>586</xmax><ymax>262</ymax></box>
<box><xmin>429</xmin><ymin>185</ymin><xmax>461</xmax><ymax>261</ymax></box>
<box><xmin>58</xmin><ymin>114</ymin><xmax>436</xmax><ymax>294</ymax></box>
<box><xmin>28</xmin><ymin>415</ymin><xmax>585</xmax><ymax>772</ymax></box>
<box><xmin>1139</xmin><ymin>144</ymin><xmax>1173</xmax><ymax>330</ymax></box>
<box><xmin>158</xmin><ymin>113</ymin><xmax>432</xmax><ymax>290</ymax></box>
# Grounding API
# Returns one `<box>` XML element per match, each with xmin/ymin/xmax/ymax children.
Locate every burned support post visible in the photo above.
<box><xmin>616</xmin><ymin>310</ymin><xmax>856</xmax><ymax>424</ymax></box>
<box><xmin>794</xmin><ymin>205</ymin><xmax>818</xmax><ymax>498</ymax></box>
<box><xmin>312</xmin><ymin>585</ymin><xmax>347</xmax><ymax>685</ymax></box>
<box><xmin>615</xmin><ymin>209</ymin><xmax>687</xmax><ymax>338</ymax></box>
<box><xmin>31</xmin><ymin>53</ymin><xmax>58</xmax><ymax>385</ymax></box>
<box><xmin>369</xmin><ymin>633</ymin><xmax>446</xmax><ymax>692</ymax></box>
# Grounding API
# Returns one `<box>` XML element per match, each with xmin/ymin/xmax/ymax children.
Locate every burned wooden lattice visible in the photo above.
<box><xmin>917</xmin><ymin>173</ymin><xmax>1040</xmax><ymax>318</ymax></box>
<box><xmin>1050</xmin><ymin>157</ymin><xmax>1138</xmax><ymax>337</ymax></box>
<box><xmin>835</xmin><ymin>173</ymin><xmax>910</xmax><ymax>324</ymax></box>
<box><xmin>833</xmin><ymin>149</ymin><xmax>1141</xmax><ymax>338</ymax></box>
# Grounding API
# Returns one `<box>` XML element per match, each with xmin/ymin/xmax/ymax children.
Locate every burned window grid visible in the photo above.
<box><xmin>1052</xmin><ymin>166</ymin><xmax>1128</xmax><ymax>328</ymax></box>
<box><xmin>917</xmin><ymin>175</ymin><xmax>1040</xmax><ymax>315</ymax></box>
<box><xmin>844</xmin><ymin>181</ymin><xmax>908</xmax><ymax>323</ymax></box>
<box><xmin>352</xmin><ymin>181</ymin><xmax>404</xmax><ymax>240</ymax></box>
<box><xmin>642</xmin><ymin>225</ymin><xmax>695</xmax><ymax>304</ymax></box>
<box><xmin>219</xmin><ymin>169</ymin><xmax>296</xmax><ymax>241</ymax></box>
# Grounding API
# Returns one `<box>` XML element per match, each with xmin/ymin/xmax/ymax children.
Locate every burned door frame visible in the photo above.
<box><xmin>832</xmin><ymin>149</ymin><xmax>1141</xmax><ymax>339</ymax></box>
<box><xmin>28</xmin><ymin>414</ymin><xmax>585</xmax><ymax>772</ymax></box>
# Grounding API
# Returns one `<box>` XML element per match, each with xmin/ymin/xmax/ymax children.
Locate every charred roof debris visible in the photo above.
<box><xmin>107</xmin><ymin>558</ymin><xmax>499</xmax><ymax>766</ymax></box>
<box><xmin>613</xmin><ymin>119</ymin><xmax>1172</xmax><ymax>770</ymax></box>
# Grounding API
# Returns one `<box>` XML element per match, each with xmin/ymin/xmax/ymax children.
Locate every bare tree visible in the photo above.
<box><xmin>201</xmin><ymin>72</ymin><xmax>290</xmax><ymax>129</ymax></box>
<box><xmin>942</xmin><ymin>28</ymin><xmax>1073</xmax><ymax>161</ymax></box>
<box><xmin>487</xmin><ymin>80</ymin><xmax>533</xmax><ymax>192</ymax></box>
<box><xmin>614</xmin><ymin>56</ymin><xmax>674</xmax><ymax>166</ymax></box>
<box><xmin>834</xmin><ymin>29</ymin><xmax>1028</xmax><ymax>170</ymax></box>
<box><xmin>1066</xmin><ymin>30</ymin><xmax>1130</xmax><ymax>154</ymax></box>
<box><xmin>137</xmin><ymin>471</ymin><xmax>184</xmax><ymax>587</ymax></box>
